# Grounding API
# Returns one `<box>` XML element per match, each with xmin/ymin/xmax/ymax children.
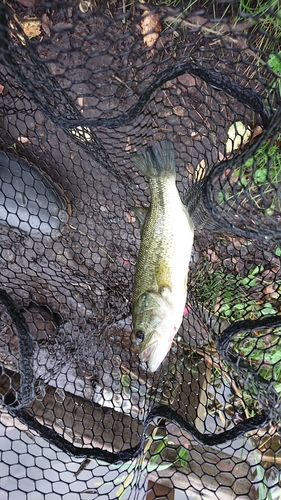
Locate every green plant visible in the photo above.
<box><xmin>83</xmin><ymin>428</ymin><xmax>189</xmax><ymax>499</ymax></box>
<box><xmin>206</xmin><ymin>331</ymin><xmax>281</xmax><ymax>427</ymax></box>
<box><xmin>231</xmin><ymin>328</ymin><xmax>281</xmax><ymax>384</ymax></box>
<box><xmin>113</xmin><ymin>432</ymin><xmax>189</xmax><ymax>498</ymax></box>
<box><xmin>268</xmin><ymin>50</ymin><xmax>281</xmax><ymax>96</ymax></box>
<box><xmin>250</xmin><ymin>446</ymin><xmax>278</xmax><ymax>500</ymax></box>
<box><xmin>268</xmin><ymin>50</ymin><xmax>281</xmax><ymax>74</ymax></box>
<box><xmin>239</xmin><ymin>137</ymin><xmax>281</xmax><ymax>215</ymax></box>
<box><xmin>220</xmin><ymin>130</ymin><xmax>281</xmax><ymax>217</ymax></box>
<box><xmin>237</xmin><ymin>0</ymin><xmax>280</xmax><ymax>17</ymax></box>
<box><xmin>242</xmin><ymin>1</ymin><xmax>281</xmax><ymax>52</ymax></box>
<box><xmin>192</xmin><ymin>260</ymin><xmax>279</xmax><ymax>322</ymax></box>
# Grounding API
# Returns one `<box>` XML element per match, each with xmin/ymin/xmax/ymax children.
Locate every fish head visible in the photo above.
<box><xmin>132</xmin><ymin>290</ymin><xmax>177</xmax><ymax>373</ymax></box>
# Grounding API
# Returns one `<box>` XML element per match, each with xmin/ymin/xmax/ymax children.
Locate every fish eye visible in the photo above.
<box><xmin>135</xmin><ymin>330</ymin><xmax>145</xmax><ymax>342</ymax></box>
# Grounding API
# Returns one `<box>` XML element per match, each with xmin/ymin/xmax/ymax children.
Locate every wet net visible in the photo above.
<box><xmin>0</xmin><ymin>0</ymin><xmax>281</xmax><ymax>498</ymax></box>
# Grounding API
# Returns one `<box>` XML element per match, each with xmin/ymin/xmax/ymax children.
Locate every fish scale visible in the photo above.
<box><xmin>131</xmin><ymin>140</ymin><xmax>194</xmax><ymax>372</ymax></box>
<box><xmin>133</xmin><ymin>177</ymin><xmax>185</xmax><ymax>300</ymax></box>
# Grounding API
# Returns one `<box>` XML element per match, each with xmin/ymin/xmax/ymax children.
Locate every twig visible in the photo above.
<box><xmin>112</xmin><ymin>74</ymin><xmax>134</xmax><ymax>93</ymax></box>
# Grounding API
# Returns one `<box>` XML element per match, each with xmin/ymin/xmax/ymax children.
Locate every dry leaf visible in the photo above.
<box><xmin>178</xmin><ymin>74</ymin><xmax>196</xmax><ymax>87</ymax></box>
<box><xmin>70</xmin><ymin>126</ymin><xmax>92</xmax><ymax>142</ymax></box>
<box><xmin>52</xmin><ymin>22</ymin><xmax>73</xmax><ymax>32</ymax></box>
<box><xmin>124</xmin><ymin>209</ymin><xmax>136</xmax><ymax>224</ymax></box>
<box><xmin>173</xmin><ymin>106</ymin><xmax>185</xmax><ymax>116</ymax></box>
<box><xmin>125</xmin><ymin>136</ymin><xmax>131</xmax><ymax>152</ymax></box>
<box><xmin>21</xmin><ymin>18</ymin><xmax>41</xmax><ymax>39</ymax></box>
<box><xmin>77</xmin><ymin>96</ymin><xmax>84</xmax><ymax>109</ymax></box>
<box><xmin>18</xmin><ymin>136</ymin><xmax>30</xmax><ymax>144</ymax></box>
<box><xmin>41</xmin><ymin>13</ymin><xmax>52</xmax><ymax>37</ymax></box>
<box><xmin>141</xmin><ymin>10</ymin><xmax>161</xmax><ymax>48</ymax></box>
<box><xmin>263</xmin><ymin>283</ymin><xmax>278</xmax><ymax>299</ymax></box>
<box><xmin>226</xmin><ymin>121</ymin><xmax>252</xmax><ymax>155</ymax></box>
<box><xmin>194</xmin><ymin>159</ymin><xmax>207</xmax><ymax>181</ymax></box>
<box><xmin>79</xmin><ymin>1</ymin><xmax>92</xmax><ymax>12</ymax></box>
<box><xmin>251</xmin><ymin>125</ymin><xmax>263</xmax><ymax>141</ymax></box>
<box><xmin>0</xmin><ymin>84</ymin><xmax>4</xmax><ymax>94</ymax></box>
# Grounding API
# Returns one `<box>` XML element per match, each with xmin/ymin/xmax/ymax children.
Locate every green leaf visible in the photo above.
<box><xmin>233</xmin><ymin>304</ymin><xmax>245</xmax><ymax>310</ymax></box>
<box><xmin>153</xmin><ymin>437</ymin><xmax>168</xmax><ymax>455</ymax></box>
<box><xmin>239</xmin><ymin>176</ymin><xmax>248</xmax><ymax>187</ymax></box>
<box><xmin>254</xmin><ymin>166</ymin><xmax>267</xmax><ymax>184</ymax></box>
<box><xmin>96</xmin><ymin>459</ymin><xmax>110</xmax><ymax>466</ymax></box>
<box><xmin>114</xmin><ymin>473</ymin><xmax>130</xmax><ymax>485</ymax></box>
<box><xmin>218</xmin><ymin>191</ymin><xmax>225</xmax><ymax>204</ymax></box>
<box><xmin>244</xmin><ymin>157</ymin><xmax>254</xmax><ymax>168</ymax></box>
<box><xmin>272</xmin><ymin>382</ymin><xmax>281</xmax><ymax>393</ymax></box>
<box><xmin>115</xmin><ymin>470</ymin><xmax>135</xmax><ymax>498</ymax></box>
<box><xmin>265</xmin><ymin>349</ymin><xmax>281</xmax><ymax>364</ymax></box>
<box><xmin>177</xmin><ymin>446</ymin><xmax>189</xmax><ymax>462</ymax></box>
<box><xmin>118</xmin><ymin>461</ymin><xmax>133</xmax><ymax>473</ymax></box>
<box><xmin>149</xmin><ymin>455</ymin><xmax>160</xmax><ymax>466</ymax></box>
<box><xmin>147</xmin><ymin>461</ymin><xmax>172</xmax><ymax>473</ymax></box>
<box><xmin>121</xmin><ymin>374</ymin><xmax>131</xmax><ymax>387</ymax></box>
<box><xmin>154</xmin><ymin>462</ymin><xmax>173</xmax><ymax>471</ymax></box>
<box><xmin>152</xmin><ymin>433</ymin><xmax>167</xmax><ymax>441</ymax></box>
<box><xmin>261</xmin><ymin>304</ymin><xmax>278</xmax><ymax>316</ymax></box>
<box><xmin>268</xmin><ymin>51</ymin><xmax>281</xmax><ymax>75</ymax></box>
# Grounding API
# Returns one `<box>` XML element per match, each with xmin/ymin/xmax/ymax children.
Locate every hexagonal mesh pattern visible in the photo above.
<box><xmin>0</xmin><ymin>1</ymin><xmax>281</xmax><ymax>499</ymax></box>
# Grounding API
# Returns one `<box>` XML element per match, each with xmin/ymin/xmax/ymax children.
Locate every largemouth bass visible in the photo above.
<box><xmin>131</xmin><ymin>140</ymin><xmax>194</xmax><ymax>372</ymax></box>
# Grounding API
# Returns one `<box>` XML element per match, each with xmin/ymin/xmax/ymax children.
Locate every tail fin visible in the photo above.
<box><xmin>131</xmin><ymin>140</ymin><xmax>175</xmax><ymax>179</ymax></box>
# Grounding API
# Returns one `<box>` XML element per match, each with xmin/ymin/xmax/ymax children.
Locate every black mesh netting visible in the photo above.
<box><xmin>0</xmin><ymin>1</ymin><xmax>281</xmax><ymax>498</ymax></box>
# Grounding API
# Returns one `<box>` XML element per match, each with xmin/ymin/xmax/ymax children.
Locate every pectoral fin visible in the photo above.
<box><xmin>130</xmin><ymin>206</ymin><xmax>149</xmax><ymax>232</ymax></box>
<box><xmin>155</xmin><ymin>259</ymin><xmax>172</xmax><ymax>294</ymax></box>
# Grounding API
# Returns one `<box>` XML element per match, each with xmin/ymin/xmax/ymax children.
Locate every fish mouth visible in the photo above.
<box><xmin>139</xmin><ymin>340</ymin><xmax>163</xmax><ymax>372</ymax></box>
<box><xmin>139</xmin><ymin>341</ymin><xmax>158</xmax><ymax>362</ymax></box>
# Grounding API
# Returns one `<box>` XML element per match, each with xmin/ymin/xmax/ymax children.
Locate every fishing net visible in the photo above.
<box><xmin>0</xmin><ymin>0</ymin><xmax>281</xmax><ymax>498</ymax></box>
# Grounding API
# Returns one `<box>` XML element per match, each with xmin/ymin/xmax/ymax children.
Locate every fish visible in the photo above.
<box><xmin>131</xmin><ymin>140</ymin><xmax>194</xmax><ymax>372</ymax></box>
